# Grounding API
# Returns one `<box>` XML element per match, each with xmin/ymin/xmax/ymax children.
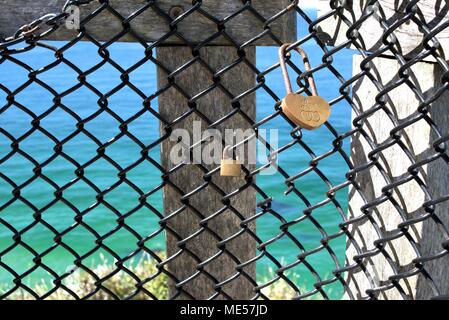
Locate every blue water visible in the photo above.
<box><xmin>0</xmin><ymin>9</ymin><xmax>354</xmax><ymax>298</ymax></box>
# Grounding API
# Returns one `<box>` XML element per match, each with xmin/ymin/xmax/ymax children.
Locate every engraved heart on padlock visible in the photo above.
<box><xmin>281</xmin><ymin>93</ymin><xmax>331</xmax><ymax>130</ymax></box>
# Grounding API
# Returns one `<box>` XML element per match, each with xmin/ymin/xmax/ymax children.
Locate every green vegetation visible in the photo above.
<box><xmin>5</xmin><ymin>254</ymin><xmax>168</xmax><ymax>300</ymax></box>
<box><xmin>3</xmin><ymin>255</ymin><xmax>331</xmax><ymax>300</ymax></box>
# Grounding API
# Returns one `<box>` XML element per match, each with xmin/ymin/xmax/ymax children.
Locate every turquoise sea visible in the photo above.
<box><xmin>0</xmin><ymin>9</ymin><xmax>354</xmax><ymax>298</ymax></box>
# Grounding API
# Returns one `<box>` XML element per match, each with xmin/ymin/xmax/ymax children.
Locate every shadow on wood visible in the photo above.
<box><xmin>347</xmin><ymin>55</ymin><xmax>449</xmax><ymax>299</ymax></box>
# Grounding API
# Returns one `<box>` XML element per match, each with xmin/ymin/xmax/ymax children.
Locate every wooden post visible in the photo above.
<box><xmin>347</xmin><ymin>55</ymin><xmax>449</xmax><ymax>299</ymax></box>
<box><xmin>317</xmin><ymin>0</ymin><xmax>449</xmax><ymax>62</ymax></box>
<box><xmin>0</xmin><ymin>0</ymin><xmax>296</xmax><ymax>46</ymax></box>
<box><xmin>316</xmin><ymin>0</ymin><xmax>449</xmax><ymax>299</ymax></box>
<box><xmin>157</xmin><ymin>46</ymin><xmax>257</xmax><ymax>299</ymax></box>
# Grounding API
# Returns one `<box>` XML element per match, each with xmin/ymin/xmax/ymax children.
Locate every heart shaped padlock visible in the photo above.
<box><xmin>279</xmin><ymin>44</ymin><xmax>331</xmax><ymax>130</ymax></box>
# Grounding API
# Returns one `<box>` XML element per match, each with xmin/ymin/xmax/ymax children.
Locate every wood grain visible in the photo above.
<box><xmin>317</xmin><ymin>0</ymin><xmax>449</xmax><ymax>61</ymax></box>
<box><xmin>0</xmin><ymin>0</ymin><xmax>296</xmax><ymax>46</ymax></box>
<box><xmin>157</xmin><ymin>46</ymin><xmax>257</xmax><ymax>299</ymax></box>
<box><xmin>347</xmin><ymin>55</ymin><xmax>449</xmax><ymax>299</ymax></box>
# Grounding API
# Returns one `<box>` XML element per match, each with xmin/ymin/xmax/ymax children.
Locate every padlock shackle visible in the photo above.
<box><xmin>222</xmin><ymin>145</ymin><xmax>240</xmax><ymax>161</ymax></box>
<box><xmin>279</xmin><ymin>44</ymin><xmax>318</xmax><ymax>97</ymax></box>
<box><xmin>222</xmin><ymin>145</ymin><xmax>233</xmax><ymax>160</ymax></box>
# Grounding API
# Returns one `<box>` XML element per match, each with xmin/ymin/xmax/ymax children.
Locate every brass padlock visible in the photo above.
<box><xmin>279</xmin><ymin>44</ymin><xmax>331</xmax><ymax>130</ymax></box>
<box><xmin>220</xmin><ymin>146</ymin><xmax>242</xmax><ymax>177</ymax></box>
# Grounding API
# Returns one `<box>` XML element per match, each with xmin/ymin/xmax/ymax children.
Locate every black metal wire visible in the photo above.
<box><xmin>0</xmin><ymin>0</ymin><xmax>448</xmax><ymax>300</ymax></box>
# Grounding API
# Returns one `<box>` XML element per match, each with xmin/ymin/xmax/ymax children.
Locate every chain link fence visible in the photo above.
<box><xmin>0</xmin><ymin>0</ymin><xmax>448</xmax><ymax>300</ymax></box>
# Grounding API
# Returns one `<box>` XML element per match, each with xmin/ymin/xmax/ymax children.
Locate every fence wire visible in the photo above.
<box><xmin>0</xmin><ymin>0</ymin><xmax>448</xmax><ymax>300</ymax></box>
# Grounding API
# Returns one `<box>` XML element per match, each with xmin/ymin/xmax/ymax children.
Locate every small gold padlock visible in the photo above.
<box><xmin>220</xmin><ymin>146</ymin><xmax>242</xmax><ymax>177</ymax></box>
<box><xmin>279</xmin><ymin>44</ymin><xmax>331</xmax><ymax>130</ymax></box>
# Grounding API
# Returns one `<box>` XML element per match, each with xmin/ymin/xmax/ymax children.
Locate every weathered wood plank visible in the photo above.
<box><xmin>317</xmin><ymin>0</ymin><xmax>449</xmax><ymax>61</ymax></box>
<box><xmin>158</xmin><ymin>46</ymin><xmax>257</xmax><ymax>299</ymax></box>
<box><xmin>0</xmin><ymin>0</ymin><xmax>296</xmax><ymax>46</ymax></box>
<box><xmin>347</xmin><ymin>55</ymin><xmax>449</xmax><ymax>299</ymax></box>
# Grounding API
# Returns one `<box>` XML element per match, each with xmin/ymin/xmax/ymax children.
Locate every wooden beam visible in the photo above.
<box><xmin>0</xmin><ymin>0</ymin><xmax>296</xmax><ymax>46</ymax></box>
<box><xmin>157</xmin><ymin>46</ymin><xmax>257</xmax><ymax>299</ymax></box>
<box><xmin>347</xmin><ymin>55</ymin><xmax>449</xmax><ymax>299</ymax></box>
<box><xmin>317</xmin><ymin>0</ymin><xmax>449</xmax><ymax>61</ymax></box>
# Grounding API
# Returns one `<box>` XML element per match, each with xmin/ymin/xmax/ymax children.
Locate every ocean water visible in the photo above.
<box><xmin>0</xmin><ymin>9</ymin><xmax>354</xmax><ymax>299</ymax></box>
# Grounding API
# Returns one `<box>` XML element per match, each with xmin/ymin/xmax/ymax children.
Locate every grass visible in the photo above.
<box><xmin>4</xmin><ymin>254</ymin><xmax>168</xmax><ymax>300</ymax></box>
<box><xmin>2</xmin><ymin>255</ymin><xmax>331</xmax><ymax>300</ymax></box>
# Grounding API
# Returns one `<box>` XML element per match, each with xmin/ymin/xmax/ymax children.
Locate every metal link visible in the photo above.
<box><xmin>1</xmin><ymin>0</ymin><xmax>93</xmax><ymax>47</ymax></box>
<box><xmin>0</xmin><ymin>0</ymin><xmax>448</xmax><ymax>300</ymax></box>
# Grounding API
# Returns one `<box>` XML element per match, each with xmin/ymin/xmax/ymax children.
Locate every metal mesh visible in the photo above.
<box><xmin>0</xmin><ymin>0</ymin><xmax>448</xmax><ymax>300</ymax></box>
